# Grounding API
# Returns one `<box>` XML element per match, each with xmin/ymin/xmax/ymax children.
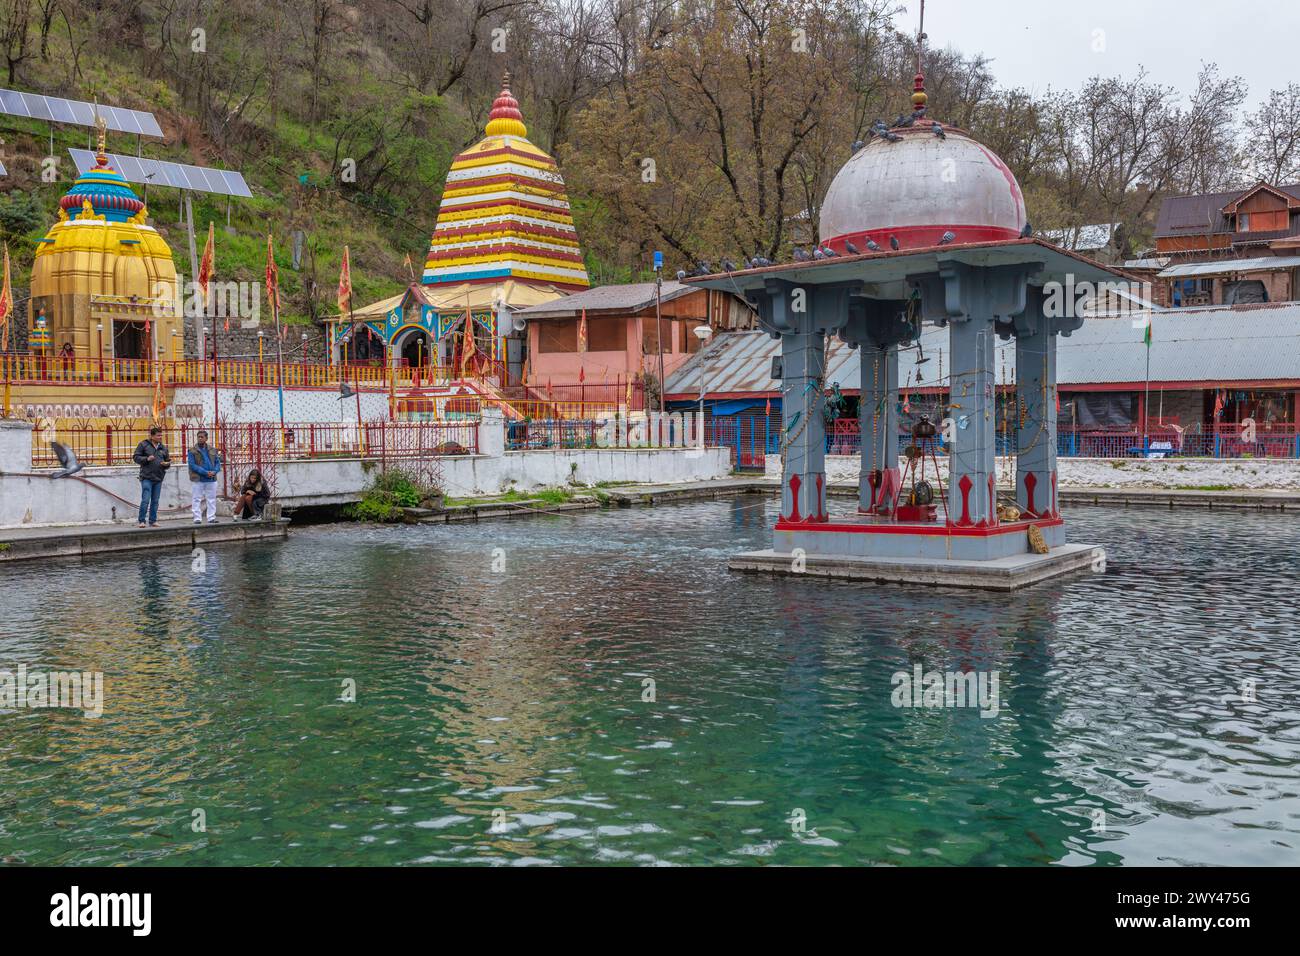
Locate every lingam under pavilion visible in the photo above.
<box><xmin>688</xmin><ymin>71</ymin><xmax>1119</xmax><ymax>589</ymax></box>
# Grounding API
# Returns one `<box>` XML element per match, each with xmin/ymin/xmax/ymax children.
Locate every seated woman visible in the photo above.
<box><xmin>232</xmin><ymin>469</ymin><xmax>271</xmax><ymax>520</ymax></box>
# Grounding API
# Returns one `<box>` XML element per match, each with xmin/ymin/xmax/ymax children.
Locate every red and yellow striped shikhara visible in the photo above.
<box><xmin>423</xmin><ymin>74</ymin><xmax>590</xmax><ymax>291</ymax></box>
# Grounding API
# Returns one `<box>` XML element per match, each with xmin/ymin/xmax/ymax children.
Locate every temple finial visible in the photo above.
<box><xmin>94</xmin><ymin>111</ymin><xmax>108</xmax><ymax>164</ymax></box>
<box><xmin>485</xmin><ymin>71</ymin><xmax>526</xmax><ymax>137</ymax></box>
<box><xmin>912</xmin><ymin>0</ymin><xmax>928</xmax><ymax>115</ymax></box>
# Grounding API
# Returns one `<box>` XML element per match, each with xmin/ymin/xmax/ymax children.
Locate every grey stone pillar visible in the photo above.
<box><xmin>1013</xmin><ymin>286</ymin><xmax>1076</xmax><ymax>518</ymax></box>
<box><xmin>780</xmin><ymin>329</ymin><xmax>828</xmax><ymax>522</ymax></box>
<box><xmin>945</xmin><ymin>311</ymin><xmax>998</xmax><ymax>526</ymax></box>
<box><xmin>747</xmin><ymin>279</ymin><xmax>859</xmax><ymax>525</ymax></box>
<box><xmin>937</xmin><ymin>261</ymin><xmax>1036</xmax><ymax>528</ymax></box>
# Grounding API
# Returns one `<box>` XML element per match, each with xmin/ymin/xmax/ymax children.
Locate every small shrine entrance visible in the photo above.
<box><xmin>112</xmin><ymin>320</ymin><xmax>149</xmax><ymax>360</ymax></box>
<box><xmin>397</xmin><ymin>328</ymin><xmax>432</xmax><ymax>367</ymax></box>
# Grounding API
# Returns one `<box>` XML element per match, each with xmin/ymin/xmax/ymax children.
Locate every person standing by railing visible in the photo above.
<box><xmin>133</xmin><ymin>426</ymin><xmax>170</xmax><ymax>528</ymax></box>
<box><xmin>187</xmin><ymin>430</ymin><xmax>222</xmax><ymax>524</ymax></box>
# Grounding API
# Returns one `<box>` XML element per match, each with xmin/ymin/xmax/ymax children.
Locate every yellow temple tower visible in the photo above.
<box><xmin>29</xmin><ymin>120</ymin><xmax>180</xmax><ymax>362</ymax></box>
<box><xmin>344</xmin><ymin>74</ymin><xmax>587</xmax><ymax>378</ymax></box>
<box><xmin>4</xmin><ymin>118</ymin><xmax>181</xmax><ymax>421</ymax></box>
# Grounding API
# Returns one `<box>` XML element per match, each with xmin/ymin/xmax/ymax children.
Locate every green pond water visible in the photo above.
<box><xmin>0</xmin><ymin>500</ymin><xmax>1297</xmax><ymax>866</ymax></box>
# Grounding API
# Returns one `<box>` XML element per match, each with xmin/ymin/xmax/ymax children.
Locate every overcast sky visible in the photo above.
<box><xmin>912</xmin><ymin>0</ymin><xmax>1295</xmax><ymax>107</ymax></box>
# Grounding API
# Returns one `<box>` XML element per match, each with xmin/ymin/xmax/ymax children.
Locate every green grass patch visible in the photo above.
<box><xmin>444</xmin><ymin>487</ymin><xmax>577</xmax><ymax>508</ymax></box>
<box><xmin>342</xmin><ymin>468</ymin><xmax>442</xmax><ymax>522</ymax></box>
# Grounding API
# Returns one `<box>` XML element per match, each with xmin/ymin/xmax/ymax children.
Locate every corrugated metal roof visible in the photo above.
<box><xmin>516</xmin><ymin>280</ymin><xmax>694</xmax><ymax>317</ymax></box>
<box><xmin>1154</xmin><ymin>184</ymin><xmax>1300</xmax><ymax>238</ymax></box>
<box><xmin>1157</xmin><ymin>256</ymin><xmax>1300</xmax><ymax>278</ymax></box>
<box><xmin>666</xmin><ymin>301</ymin><xmax>1300</xmax><ymax>396</ymax></box>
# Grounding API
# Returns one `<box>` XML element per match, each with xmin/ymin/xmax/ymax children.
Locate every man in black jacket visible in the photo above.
<box><xmin>132</xmin><ymin>426</ymin><xmax>171</xmax><ymax>527</ymax></box>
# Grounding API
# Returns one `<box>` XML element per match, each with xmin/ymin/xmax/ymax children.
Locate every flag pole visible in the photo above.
<box><xmin>269</xmin><ymin>236</ymin><xmax>287</xmax><ymax>439</ymax></box>
<box><xmin>1143</xmin><ymin>317</ymin><xmax>1151</xmax><ymax>456</ymax></box>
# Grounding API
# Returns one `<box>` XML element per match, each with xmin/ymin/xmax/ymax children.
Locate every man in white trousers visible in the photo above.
<box><xmin>187</xmin><ymin>430</ymin><xmax>222</xmax><ymax>523</ymax></box>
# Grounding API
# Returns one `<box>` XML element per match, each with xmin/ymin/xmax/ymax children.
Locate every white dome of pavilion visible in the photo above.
<box><xmin>819</xmin><ymin>119</ymin><xmax>1028</xmax><ymax>253</ymax></box>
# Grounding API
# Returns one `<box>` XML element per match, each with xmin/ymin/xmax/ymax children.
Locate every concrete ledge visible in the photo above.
<box><xmin>0</xmin><ymin>519</ymin><xmax>288</xmax><ymax>563</ymax></box>
<box><xmin>419</xmin><ymin>499</ymin><xmax>601</xmax><ymax>523</ymax></box>
<box><xmin>606</xmin><ymin>478</ymin><xmax>771</xmax><ymax>507</ymax></box>
<box><xmin>728</xmin><ymin>542</ymin><xmax>1103</xmax><ymax>591</ymax></box>
<box><xmin>1059</xmin><ymin>487</ymin><xmax>1300</xmax><ymax>510</ymax></box>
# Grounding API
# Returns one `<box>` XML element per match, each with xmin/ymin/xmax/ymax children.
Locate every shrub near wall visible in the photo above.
<box><xmin>342</xmin><ymin>468</ymin><xmax>443</xmax><ymax>522</ymax></box>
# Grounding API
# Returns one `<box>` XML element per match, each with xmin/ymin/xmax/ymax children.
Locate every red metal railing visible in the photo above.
<box><xmin>1057</xmin><ymin>423</ymin><xmax>1298</xmax><ymax>458</ymax></box>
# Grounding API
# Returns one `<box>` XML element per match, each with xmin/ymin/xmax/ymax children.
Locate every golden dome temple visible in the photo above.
<box><xmin>29</xmin><ymin>132</ymin><xmax>180</xmax><ymax>361</ymax></box>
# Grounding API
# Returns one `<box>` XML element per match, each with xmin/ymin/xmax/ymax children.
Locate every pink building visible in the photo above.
<box><xmin>516</xmin><ymin>281</ymin><xmax>753</xmax><ymax>395</ymax></box>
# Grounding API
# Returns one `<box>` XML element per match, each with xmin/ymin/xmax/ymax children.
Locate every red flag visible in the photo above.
<box><xmin>264</xmin><ymin>234</ymin><xmax>280</xmax><ymax>318</ymax></box>
<box><xmin>460</xmin><ymin>308</ymin><xmax>477</xmax><ymax>378</ymax></box>
<box><xmin>198</xmin><ymin>221</ymin><xmax>217</xmax><ymax>328</ymax></box>
<box><xmin>765</xmin><ymin>397</ymin><xmax>771</xmax><ymax>417</ymax></box>
<box><xmin>1054</xmin><ymin>388</ymin><xmax>1060</xmax><ymax>415</ymax></box>
<box><xmin>337</xmin><ymin>245</ymin><xmax>353</xmax><ymax>317</ymax></box>
<box><xmin>1213</xmin><ymin>390</ymin><xmax>1225</xmax><ymax>420</ymax></box>
<box><xmin>578</xmin><ymin>365</ymin><xmax>585</xmax><ymax>383</ymax></box>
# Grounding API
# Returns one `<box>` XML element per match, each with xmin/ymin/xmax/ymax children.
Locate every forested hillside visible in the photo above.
<box><xmin>0</xmin><ymin>0</ymin><xmax>1297</xmax><ymax>324</ymax></box>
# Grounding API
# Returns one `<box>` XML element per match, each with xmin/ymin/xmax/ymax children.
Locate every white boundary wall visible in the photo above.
<box><xmin>765</xmin><ymin>453</ymin><xmax>1300</xmax><ymax>490</ymax></box>
<box><xmin>0</xmin><ymin>413</ymin><xmax>730</xmax><ymax>528</ymax></box>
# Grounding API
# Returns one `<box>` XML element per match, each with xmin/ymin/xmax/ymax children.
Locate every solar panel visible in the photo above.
<box><xmin>221</xmin><ymin>170</ymin><xmax>253</xmax><ymax>198</ymax></box>
<box><xmin>21</xmin><ymin>92</ymin><xmax>52</xmax><ymax>121</ymax></box>
<box><xmin>47</xmin><ymin>97</ymin><xmax>76</xmax><ymax>124</ymax></box>
<box><xmin>66</xmin><ymin>100</ymin><xmax>96</xmax><ymax>126</ymax></box>
<box><xmin>0</xmin><ymin>89</ymin><xmax>162</xmax><ymax>137</ymax></box>
<box><xmin>68</xmin><ymin>148</ymin><xmax>252</xmax><ymax>198</ymax></box>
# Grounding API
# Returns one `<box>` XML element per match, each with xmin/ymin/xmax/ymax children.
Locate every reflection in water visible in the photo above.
<box><xmin>0</xmin><ymin>501</ymin><xmax>1296</xmax><ymax>866</ymax></box>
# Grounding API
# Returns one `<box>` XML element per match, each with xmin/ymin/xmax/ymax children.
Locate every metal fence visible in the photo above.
<box><xmin>504</xmin><ymin>415</ymin><xmax>695</xmax><ymax>450</ymax></box>
<box><xmin>704</xmin><ymin>415</ymin><xmax>1300</xmax><ymax>469</ymax></box>
<box><xmin>30</xmin><ymin>420</ymin><xmax>479</xmax><ymax>469</ymax></box>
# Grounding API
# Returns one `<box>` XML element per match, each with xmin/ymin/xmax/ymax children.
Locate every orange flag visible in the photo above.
<box><xmin>460</xmin><ymin>309</ymin><xmax>477</xmax><ymax>378</ymax></box>
<box><xmin>0</xmin><ymin>244</ymin><xmax>12</xmax><ymax>352</ymax></box>
<box><xmin>338</xmin><ymin>245</ymin><xmax>353</xmax><ymax>316</ymax></box>
<box><xmin>577</xmin><ymin>308</ymin><xmax>588</xmax><ymax>352</ymax></box>
<box><xmin>198</xmin><ymin>221</ymin><xmax>217</xmax><ymax>328</ymax></box>
<box><xmin>151</xmin><ymin>360</ymin><xmax>166</xmax><ymax>422</ymax></box>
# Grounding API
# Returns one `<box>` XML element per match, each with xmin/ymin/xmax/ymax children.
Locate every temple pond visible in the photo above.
<box><xmin>0</xmin><ymin>500</ymin><xmax>1297</xmax><ymax>865</ymax></box>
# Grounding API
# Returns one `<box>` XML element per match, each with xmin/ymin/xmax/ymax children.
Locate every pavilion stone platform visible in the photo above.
<box><xmin>730</xmin><ymin>544</ymin><xmax>1102</xmax><ymax>591</ymax></box>
<box><xmin>691</xmin><ymin>239</ymin><xmax>1120</xmax><ymax>590</ymax></box>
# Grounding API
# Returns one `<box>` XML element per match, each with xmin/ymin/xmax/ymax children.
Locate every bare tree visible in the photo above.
<box><xmin>1245</xmin><ymin>83</ymin><xmax>1300</xmax><ymax>185</ymax></box>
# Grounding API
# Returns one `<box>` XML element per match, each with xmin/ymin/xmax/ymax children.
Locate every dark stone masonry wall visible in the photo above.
<box><xmin>179</xmin><ymin>320</ymin><xmax>329</xmax><ymax>363</ymax></box>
